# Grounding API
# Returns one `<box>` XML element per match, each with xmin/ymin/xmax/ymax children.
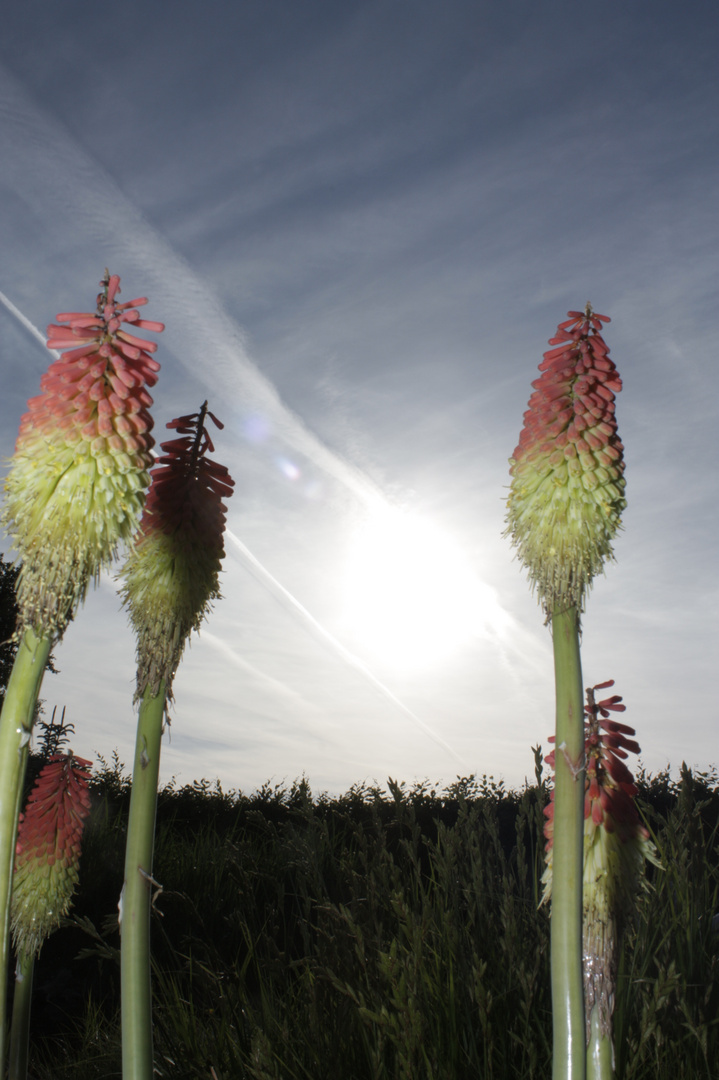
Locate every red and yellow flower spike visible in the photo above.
<box><xmin>118</xmin><ymin>402</ymin><xmax>233</xmax><ymax>1078</ymax></box>
<box><xmin>506</xmin><ymin>306</ymin><xmax>625</xmax><ymax>614</ymax></box>
<box><xmin>506</xmin><ymin>307</ymin><xmax>629</xmax><ymax>1078</ymax></box>
<box><xmin>542</xmin><ymin>681</ymin><xmax>659</xmax><ymax>1049</ymax></box>
<box><xmin>2</xmin><ymin>271</ymin><xmax>163</xmax><ymax>639</ymax></box>
<box><xmin>11</xmin><ymin>753</ymin><xmax>92</xmax><ymax>960</ymax></box>
<box><xmin>119</xmin><ymin>401</ymin><xmax>235</xmax><ymax>700</ymax></box>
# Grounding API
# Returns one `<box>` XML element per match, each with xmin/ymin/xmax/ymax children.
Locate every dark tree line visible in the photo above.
<box><xmin>0</xmin><ymin>554</ymin><xmax>20</xmax><ymax>708</ymax></box>
<box><xmin>0</xmin><ymin>554</ymin><xmax>57</xmax><ymax>711</ymax></box>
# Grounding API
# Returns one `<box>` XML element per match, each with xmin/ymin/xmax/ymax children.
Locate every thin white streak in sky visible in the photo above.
<box><xmin>0</xmin><ymin>64</ymin><xmax>383</xmax><ymax>511</ymax></box>
<box><xmin>0</xmin><ymin>289</ymin><xmax>58</xmax><ymax>358</ymax></box>
<box><xmin>200</xmin><ymin>629</ymin><xmax>315</xmax><ymax>711</ymax></box>
<box><xmin>226</xmin><ymin>529</ymin><xmax>463</xmax><ymax>764</ymax></box>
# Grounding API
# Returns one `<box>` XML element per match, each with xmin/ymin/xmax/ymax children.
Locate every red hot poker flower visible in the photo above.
<box><xmin>541</xmin><ymin>681</ymin><xmax>658</xmax><ymax>1042</ymax></box>
<box><xmin>11</xmin><ymin>753</ymin><xmax>92</xmax><ymax>959</ymax></box>
<box><xmin>506</xmin><ymin>306</ymin><xmax>626</xmax><ymax>614</ymax></box>
<box><xmin>119</xmin><ymin>401</ymin><xmax>235</xmax><ymax>700</ymax></box>
<box><xmin>2</xmin><ymin>272</ymin><xmax>164</xmax><ymax>639</ymax></box>
<box><xmin>584</xmin><ymin>682</ymin><xmax>643</xmax><ymax>837</ymax></box>
<box><xmin>542</xmin><ymin>681</ymin><xmax>648</xmax><ymax>850</ymax></box>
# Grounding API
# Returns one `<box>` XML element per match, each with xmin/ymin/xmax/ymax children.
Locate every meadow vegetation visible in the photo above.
<box><xmin>15</xmin><ymin>752</ymin><xmax>719</xmax><ymax>1080</ymax></box>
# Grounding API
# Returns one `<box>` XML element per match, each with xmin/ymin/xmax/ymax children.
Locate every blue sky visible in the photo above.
<box><xmin>1</xmin><ymin>1</ymin><xmax>717</xmax><ymax>795</ymax></box>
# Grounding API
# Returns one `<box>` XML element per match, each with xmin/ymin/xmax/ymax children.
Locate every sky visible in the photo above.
<box><xmin>0</xmin><ymin>0</ymin><xmax>717</xmax><ymax>796</ymax></box>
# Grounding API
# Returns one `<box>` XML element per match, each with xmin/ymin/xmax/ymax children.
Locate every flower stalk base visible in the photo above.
<box><xmin>550</xmin><ymin>606</ymin><xmax>586</xmax><ymax>1080</ymax></box>
<box><xmin>0</xmin><ymin>628</ymin><xmax>53</xmax><ymax>1065</ymax></box>
<box><xmin>8</xmin><ymin>952</ymin><xmax>33</xmax><ymax>1080</ymax></box>
<box><xmin>120</xmin><ymin>683</ymin><xmax>166</xmax><ymax>1080</ymax></box>
<box><xmin>586</xmin><ymin>1004</ymin><xmax>613</xmax><ymax>1080</ymax></box>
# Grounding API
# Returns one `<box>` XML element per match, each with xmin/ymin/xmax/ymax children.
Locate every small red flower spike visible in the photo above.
<box><xmin>119</xmin><ymin>402</ymin><xmax>235</xmax><ymax>700</ymax></box>
<box><xmin>506</xmin><ymin>306</ymin><xmax>625</xmax><ymax>614</ymax></box>
<box><xmin>541</xmin><ymin>681</ymin><xmax>659</xmax><ymax>1041</ymax></box>
<box><xmin>2</xmin><ymin>272</ymin><xmax>164</xmax><ymax>639</ymax></box>
<box><xmin>11</xmin><ymin>753</ymin><xmax>92</xmax><ymax>959</ymax></box>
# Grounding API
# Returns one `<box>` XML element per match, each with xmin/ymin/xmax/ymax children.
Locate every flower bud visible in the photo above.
<box><xmin>541</xmin><ymin>681</ymin><xmax>658</xmax><ymax>1040</ymax></box>
<box><xmin>11</xmin><ymin>753</ymin><xmax>92</xmax><ymax>959</ymax></box>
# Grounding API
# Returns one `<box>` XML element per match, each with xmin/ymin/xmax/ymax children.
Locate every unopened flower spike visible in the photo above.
<box><xmin>542</xmin><ymin>681</ymin><xmax>659</xmax><ymax>1050</ymax></box>
<box><xmin>2</xmin><ymin>271</ymin><xmax>164</xmax><ymax>640</ymax></box>
<box><xmin>505</xmin><ymin>305</ymin><xmax>626</xmax><ymax>614</ymax></box>
<box><xmin>11</xmin><ymin>752</ymin><xmax>92</xmax><ymax>960</ymax></box>
<box><xmin>119</xmin><ymin>401</ymin><xmax>235</xmax><ymax>701</ymax></box>
<box><xmin>118</xmin><ymin>402</ymin><xmax>233</xmax><ymax>1078</ymax></box>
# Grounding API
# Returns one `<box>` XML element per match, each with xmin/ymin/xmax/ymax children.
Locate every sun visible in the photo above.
<box><xmin>340</xmin><ymin>507</ymin><xmax>507</xmax><ymax>672</ymax></box>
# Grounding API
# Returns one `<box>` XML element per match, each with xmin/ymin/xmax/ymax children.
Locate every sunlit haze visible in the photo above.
<box><xmin>342</xmin><ymin>508</ymin><xmax>509</xmax><ymax>671</ymax></box>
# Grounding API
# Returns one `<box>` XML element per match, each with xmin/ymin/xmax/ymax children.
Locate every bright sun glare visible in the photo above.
<box><xmin>342</xmin><ymin>508</ymin><xmax>507</xmax><ymax>672</ymax></box>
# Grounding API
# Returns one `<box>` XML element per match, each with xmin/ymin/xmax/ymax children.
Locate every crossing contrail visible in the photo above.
<box><xmin>200</xmin><ymin>629</ymin><xmax>316</xmax><ymax>712</ymax></box>
<box><xmin>0</xmin><ymin>289</ymin><xmax>58</xmax><ymax>357</ymax></box>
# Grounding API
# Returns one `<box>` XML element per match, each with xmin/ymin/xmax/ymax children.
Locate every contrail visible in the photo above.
<box><xmin>200</xmin><ymin>629</ymin><xmax>315</xmax><ymax>712</ymax></box>
<box><xmin>0</xmin><ymin>289</ymin><xmax>58</xmax><ymax>358</ymax></box>
<box><xmin>226</xmin><ymin>529</ymin><xmax>463</xmax><ymax>763</ymax></box>
<box><xmin>0</xmin><ymin>63</ymin><xmax>384</xmax><ymax>512</ymax></box>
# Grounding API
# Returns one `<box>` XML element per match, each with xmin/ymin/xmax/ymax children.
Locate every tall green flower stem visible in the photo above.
<box><xmin>119</xmin><ymin>402</ymin><xmax>234</xmax><ymax>1079</ymax></box>
<box><xmin>7</xmin><ymin>951</ymin><xmax>33</xmax><ymax>1080</ymax></box>
<box><xmin>0</xmin><ymin>629</ymin><xmax>52</xmax><ymax>1065</ymax></box>
<box><xmin>586</xmin><ymin>1009</ymin><xmax>612</xmax><ymax>1080</ymax></box>
<box><xmin>120</xmin><ymin>683</ymin><xmax>166</xmax><ymax>1080</ymax></box>
<box><xmin>550</xmin><ymin>606</ymin><xmax>586</xmax><ymax>1080</ymax></box>
<box><xmin>505</xmin><ymin>306</ymin><xmax>625</xmax><ymax>1080</ymax></box>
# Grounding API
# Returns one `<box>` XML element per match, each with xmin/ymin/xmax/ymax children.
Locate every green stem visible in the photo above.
<box><xmin>0</xmin><ymin>629</ymin><xmax>52</xmax><ymax>1068</ymax></box>
<box><xmin>550</xmin><ymin>606</ymin><xmax>586</xmax><ymax>1080</ymax></box>
<box><xmin>586</xmin><ymin>1003</ymin><xmax>613</xmax><ymax>1080</ymax></box>
<box><xmin>8</xmin><ymin>952</ymin><xmax>34</xmax><ymax>1080</ymax></box>
<box><xmin>121</xmin><ymin>683</ymin><xmax>166</xmax><ymax>1080</ymax></box>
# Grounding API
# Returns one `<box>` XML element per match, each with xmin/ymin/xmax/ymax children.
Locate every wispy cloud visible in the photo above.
<box><xmin>0</xmin><ymin>65</ymin><xmax>470</xmax><ymax>770</ymax></box>
<box><xmin>0</xmin><ymin>63</ymin><xmax>383</xmax><ymax>510</ymax></box>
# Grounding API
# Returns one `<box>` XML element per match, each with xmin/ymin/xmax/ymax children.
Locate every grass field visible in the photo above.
<box><xmin>17</xmin><ymin>754</ymin><xmax>719</xmax><ymax>1079</ymax></box>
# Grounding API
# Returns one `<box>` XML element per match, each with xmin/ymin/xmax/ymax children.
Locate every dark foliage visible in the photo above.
<box><xmin>0</xmin><ymin>552</ymin><xmax>58</xmax><ymax>710</ymax></box>
<box><xmin>0</xmin><ymin>554</ymin><xmax>20</xmax><ymax>702</ymax></box>
<box><xmin>18</xmin><ymin>757</ymin><xmax>719</xmax><ymax>1079</ymax></box>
